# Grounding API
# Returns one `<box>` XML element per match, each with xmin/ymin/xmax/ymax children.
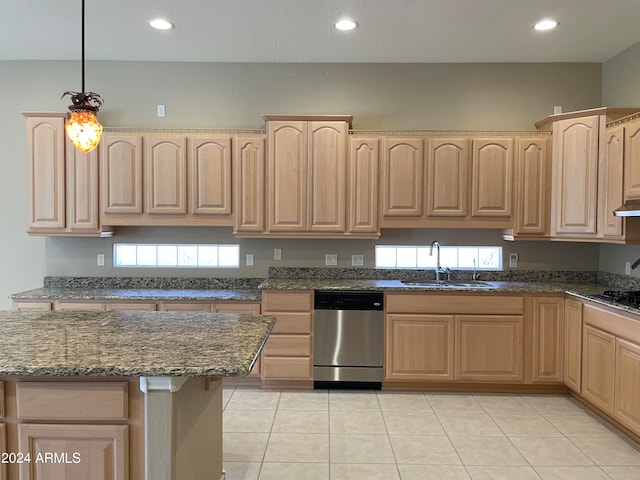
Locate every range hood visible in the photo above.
<box><xmin>613</xmin><ymin>201</ymin><xmax>640</xmax><ymax>217</ymax></box>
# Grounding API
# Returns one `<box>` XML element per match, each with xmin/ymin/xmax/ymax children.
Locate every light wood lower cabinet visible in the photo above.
<box><xmin>531</xmin><ymin>297</ymin><xmax>564</xmax><ymax>383</ymax></box>
<box><xmin>582</xmin><ymin>324</ymin><xmax>616</xmax><ymax>415</ymax></box>
<box><xmin>385</xmin><ymin>314</ymin><xmax>454</xmax><ymax>381</ymax></box>
<box><xmin>564</xmin><ymin>299</ymin><xmax>583</xmax><ymax>393</ymax></box>
<box><xmin>615</xmin><ymin>338</ymin><xmax>640</xmax><ymax>433</ymax></box>
<box><xmin>456</xmin><ymin>315</ymin><xmax>524</xmax><ymax>382</ymax></box>
<box><xmin>0</xmin><ymin>423</ymin><xmax>6</xmax><ymax>480</ymax></box>
<box><xmin>12</xmin><ymin>302</ymin><xmax>52</xmax><ymax>311</ymax></box>
<box><xmin>53</xmin><ymin>302</ymin><xmax>107</xmax><ymax>312</ymax></box>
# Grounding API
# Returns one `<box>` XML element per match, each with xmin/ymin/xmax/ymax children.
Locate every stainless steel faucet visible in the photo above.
<box><xmin>429</xmin><ymin>241</ymin><xmax>448</xmax><ymax>283</ymax></box>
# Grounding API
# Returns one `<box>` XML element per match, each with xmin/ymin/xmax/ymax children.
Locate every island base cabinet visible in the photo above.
<box><xmin>615</xmin><ymin>338</ymin><xmax>640</xmax><ymax>433</ymax></box>
<box><xmin>582</xmin><ymin>325</ymin><xmax>615</xmax><ymax>416</ymax></box>
<box><xmin>17</xmin><ymin>424</ymin><xmax>127</xmax><ymax>480</ymax></box>
<box><xmin>564</xmin><ymin>299</ymin><xmax>583</xmax><ymax>393</ymax></box>
<box><xmin>0</xmin><ymin>424</ymin><xmax>5</xmax><ymax>480</ymax></box>
<box><xmin>455</xmin><ymin>316</ymin><xmax>524</xmax><ymax>382</ymax></box>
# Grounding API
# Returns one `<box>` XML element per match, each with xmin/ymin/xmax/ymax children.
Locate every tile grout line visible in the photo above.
<box><xmin>376</xmin><ymin>390</ymin><xmax>402</xmax><ymax>480</ymax></box>
<box><xmin>256</xmin><ymin>388</ymin><xmax>282</xmax><ymax>480</ymax></box>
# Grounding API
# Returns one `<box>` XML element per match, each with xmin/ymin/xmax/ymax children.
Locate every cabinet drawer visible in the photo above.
<box><xmin>54</xmin><ymin>302</ymin><xmax>107</xmax><ymax>312</ymax></box>
<box><xmin>213</xmin><ymin>303</ymin><xmax>260</xmax><ymax>315</ymax></box>
<box><xmin>263</xmin><ymin>335</ymin><xmax>312</xmax><ymax>356</ymax></box>
<box><xmin>271</xmin><ymin>313</ymin><xmax>312</xmax><ymax>334</ymax></box>
<box><xmin>107</xmin><ymin>302</ymin><xmax>157</xmax><ymax>311</ymax></box>
<box><xmin>261</xmin><ymin>356</ymin><xmax>312</xmax><ymax>380</ymax></box>
<box><xmin>12</xmin><ymin>301</ymin><xmax>52</xmax><ymax>311</ymax></box>
<box><xmin>263</xmin><ymin>291</ymin><xmax>313</xmax><ymax>312</ymax></box>
<box><xmin>16</xmin><ymin>382</ymin><xmax>128</xmax><ymax>421</ymax></box>
<box><xmin>160</xmin><ymin>303</ymin><xmax>213</xmax><ymax>312</ymax></box>
<box><xmin>386</xmin><ymin>294</ymin><xmax>524</xmax><ymax>314</ymax></box>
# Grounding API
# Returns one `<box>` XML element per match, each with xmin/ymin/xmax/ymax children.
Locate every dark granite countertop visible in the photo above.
<box><xmin>0</xmin><ymin>310</ymin><xmax>275</xmax><ymax>377</ymax></box>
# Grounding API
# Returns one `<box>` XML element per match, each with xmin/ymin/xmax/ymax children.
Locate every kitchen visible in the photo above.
<box><xmin>3</xmin><ymin>1</ymin><xmax>640</xmax><ymax>479</ymax></box>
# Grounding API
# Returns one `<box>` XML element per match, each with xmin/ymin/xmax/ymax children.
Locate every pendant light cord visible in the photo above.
<box><xmin>81</xmin><ymin>0</ymin><xmax>85</xmax><ymax>93</ymax></box>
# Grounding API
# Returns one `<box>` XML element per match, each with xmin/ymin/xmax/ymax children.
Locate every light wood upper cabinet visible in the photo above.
<box><xmin>471</xmin><ymin>138</ymin><xmax>513</xmax><ymax>218</ymax></box>
<box><xmin>624</xmin><ymin>117</ymin><xmax>640</xmax><ymax>201</ymax></box>
<box><xmin>144</xmin><ymin>134</ymin><xmax>187</xmax><ymax>215</ymax></box>
<box><xmin>348</xmin><ymin>137</ymin><xmax>379</xmax><ymax>234</ymax></box>
<box><xmin>100</xmin><ymin>132</ymin><xmax>143</xmax><ymax>215</ymax></box>
<box><xmin>531</xmin><ymin>297</ymin><xmax>564</xmax><ymax>383</ymax></box>
<box><xmin>600</xmin><ymin>126</ymin><xmax>625</xmax><ymax>239</ymax></box>
<box><xmin>582</xmin><ymin>324</ymin><xmax>615</xmax><ymax>415</ymax></box>
<box><xmin>381</xmin><ymin>137</ymin><xmax>423</xmax><ymax>217</ymax></box>
<box><xmin>65</xmin><ymin>144</ymin><xmax>100</xmax><ymax>231</ymax></box>
<box><xmin>233</xmin><ymin>135</ymin><xmax>265</xmax><ymax>233</ymax></box>
<box><xmin>426</xmin><ymin>138</ymin><xmax>470</xmax><ymax>217</ymax></box>
<box><xmin>564</xmin><ymin>298</ymin><xmax>583</xmax><ymax>393</ymax></box>
<box><xmin>514</xmin><ymin>137</ymin><xmax>550</xmax><ymax>237</ymax></box>
<box><xmin>189</xmin><ymin>136</ymin><xmax>231</xmax><ymax>215</ymax></box>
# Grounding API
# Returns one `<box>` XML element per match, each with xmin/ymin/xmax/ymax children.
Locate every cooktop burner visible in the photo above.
<box><xmin>597</xmin><ymin>290</ymin><xmax>640</xmax><ymax>307</ymax></box>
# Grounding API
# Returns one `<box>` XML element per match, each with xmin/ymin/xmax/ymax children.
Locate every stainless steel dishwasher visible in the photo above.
<box><xmin>313</xmin><ymin>290</ymin><xmax>384</xmax><ymax>389</ymax></box>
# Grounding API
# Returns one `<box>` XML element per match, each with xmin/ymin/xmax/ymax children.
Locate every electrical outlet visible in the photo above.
<box><xmin>325</xmin><ymin>254</ymin><xmax>338</xmax><ymax>266</ymax></box>
<box><xmin>351</xmin><ymin>254</ymin><xmax>364</xmax><ymax>266</ymax></box>
<box><xmin>509</xmin><ymin>253</ymin><xmax>518</xmax><ymax>268</ymax></box>
<box><xmin>97</xmin><ymin>254</ymin><xmax>105</xmax><ymax>266</ymax></box>
<box><xmin>273</xmin><ymin>248</ymin><xmax>282</xmax><ymax>261</ymax></box>
<box><xmin>246</xmin><ymin>254</ymin><xmax>254</xmax><ymax>266</ymax></box>
<box><xmin>625</xmin><ymin>261</ymin><xmax>631</xmax><ymax>275</ymax></box>
<box><xmin>157</xmin><ymin>104</ymin><xmax>166</xmax><ymax>117</ymax></box>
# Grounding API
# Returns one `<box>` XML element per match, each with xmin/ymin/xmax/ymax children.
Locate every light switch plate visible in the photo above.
<box><xmin>625</xmin><ymin>261</ymin><xmax>631</xmax><ymax>275</ymax></box>
<box><xmin>274</xmin><ymin>248</ymin><xmax>282</xmax><ymax>261</ymax></box>
<box><xmin>97</xmin><ymin>254</ymin><xmax>105</xmax><ymax>266</ymax></box>
<box><xmin>325</xmin><ymin>254</ymin><xmax>338</xmax><ymax>266</ymax></box>
<box><xmin>157</xmin><ymin>104</ymin><xmax>166</xmax><ymax>117</ymax></box>
<box><xmin>352</xmin><ymin>254</ymin><xmax>364</xmax><ymax>266</ymax></box>
<box><xmin>246</xmin><ymin>254</ymin><xmax>254</xmax><ymax>266</ymax></box>
<box><xmin>509</xmin><ymin>253</ymin><xmax>518</xmax><ymax>268</ymax></box>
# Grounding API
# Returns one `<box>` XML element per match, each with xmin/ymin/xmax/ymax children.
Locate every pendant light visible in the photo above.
<box><xmin>62</xmin><ymin>0</ymin><xmax>103</xmax><ymax>153</ymax></box>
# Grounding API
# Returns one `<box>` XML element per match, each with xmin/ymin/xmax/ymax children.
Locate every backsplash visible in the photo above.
<box><xmin>43</xmin><ymin>276</ymin><xmax>264</xmax><ymax>290</ymax></box>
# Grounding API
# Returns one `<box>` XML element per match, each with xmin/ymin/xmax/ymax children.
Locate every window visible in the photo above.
<box><xmin>113</xmin><ymin>244</ymin><xmax>240</xmax><ymax>268</ymax></box>
<box><xmin>375</xmin><ymin>245</ymin><xmax>502</xmax><ymax>270</ymax></box>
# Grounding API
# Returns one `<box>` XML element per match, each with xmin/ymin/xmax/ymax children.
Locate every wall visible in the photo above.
<box><xmin>601</xmin><ymin>41</ymin><xmax>640</xmax><ymax>278</ymax></box>
<box><xmin>0</xmin><ymin>61</ymin><xmax>603</xmax><ymax>308</ymax></box>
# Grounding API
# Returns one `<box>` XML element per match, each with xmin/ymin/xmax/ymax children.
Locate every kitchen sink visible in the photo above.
<box><xmin>400</xmin><ymin>282</ymin><xmax>441</xmax><ymax>287</ymax></box>
<box><xmin>401</xmin><ymin>280</ymin><xmax>494</xmax><ymax>288</ymax></box>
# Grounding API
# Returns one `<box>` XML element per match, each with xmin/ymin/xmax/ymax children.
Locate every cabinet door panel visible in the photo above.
<box><xmin>381</xmin><ymin>137</ymin><xmax>423</xmax><ymax>217</ymax></box>
<box><xmin>455</xmin><ymin>315</ymin><xmax>524</xmax><ymax>382</ymax></box>
<box><xmin>385</xmin><ymin>314</ymin><xmax>454</xmax><ymax>381</ymax></box>
<box><xmin>66</xmin><ymin>144</ymin><xmax>99</xmax><ymax>231</ymax></box>
<box><xmin>582</xmin><ymin>325</ymin><xmax>615</xmax><ymax>415</ymax></box>
<box><xmin>145</xmin><ymin>135</ymin><xmax>187</xmax><ymax>214</ymax></box>
<box><xmin>100</xmin><ymin>134</ymin><xmax>143</xmax><ymax>214</ymax></box>
<box><xmin>18</xmin><ymin>424</ymin><xmax>127</xmax><ymax>480</ymax></box>
<box><xmin>308</xmin><ymin>121</ymin><xmax>347</xmax><ymax>232</ymax></box>
<box><xmin>615</xmin><ymin>338</ymin><xmax>640</xmax><ymax>434</ymax></box>
<box><xmin>26</xmin><ymin>116</ymin><xmax>66</xmax><ymax>229</ymax></box>
<box><xmin>515</xmin><ymin>137</ymin><xmax>550</xmax><ymax>235</ymax></box>
<box><xmin>600</xmin><ymin>126</ymin><xmax>625</xmax><ymax>238</ymax></box>
<box><xmin>624</xmin><ymin>119</ymin><xmax>640</xmax><ymax>200</ymax></box>
<box><xmin>233</xmin><ymin>135</ymin><xmax>265</xmax><ymax>232</ymax></box>
<box><xmin>564</xmin><ymin>299</ymin><xmax>583</xmax><ymax>393</ymax></box>
<box><xmin>261</xmin><ymin>356</ymin><xmax>312</xmax><ymax>380</ymax></box>
<box><xmin>189</xmin><ymin>136</ymin><xmax>231</xmax><ymax>215</ymax></box>
<box><xmin>426</xmin><ymin>138</ymin><xmax>469</xmax><ymax>217</ymax></box>
<box><xmin>267</xmin><ymin>121</ymin><xmax>307</xmax><ymax>231</ymax></box>
<box><xmin>348</xmin><ymin>137</ymin><xmax>379</xmax><ymax>233</ymax></box>
<box><xmin>471</xmin><ymin>138</ymin><xmax>513</xmax><ymax>217</ymax></box>
<box><xmin>532</xmin><ymin>298</ymin><xmax>564</xmax><ymax>383</ymax></box>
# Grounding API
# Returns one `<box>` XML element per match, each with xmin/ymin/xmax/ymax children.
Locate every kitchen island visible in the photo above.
<box><xmin>0</xmin><ymin>309</ymin><xmax>275</xmax><ymax>480</ymax></box>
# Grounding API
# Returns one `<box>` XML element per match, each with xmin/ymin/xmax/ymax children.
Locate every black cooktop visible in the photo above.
<box><xmin>596</xmin><ymin>290</ymin><xmax>640</xmax><ymax>308</ymax></box>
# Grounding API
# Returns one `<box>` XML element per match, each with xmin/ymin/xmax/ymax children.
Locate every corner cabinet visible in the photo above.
<box><xmin>24</xmin><ymin>112</ymin><xmax>109</xmax><ymax>237</ymax></box>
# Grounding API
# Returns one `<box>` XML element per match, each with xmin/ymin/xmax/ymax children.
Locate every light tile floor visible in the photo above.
<box><xmin>222</xmin><ymin>388</ymin><xmax>640</xmax><ymax>480</ymax></box>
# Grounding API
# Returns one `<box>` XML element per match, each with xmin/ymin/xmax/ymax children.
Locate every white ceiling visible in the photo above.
<box><xmin>2</xmin><ymin>0</ymin><xmax>640</xmax><ymax>63</ymax></box>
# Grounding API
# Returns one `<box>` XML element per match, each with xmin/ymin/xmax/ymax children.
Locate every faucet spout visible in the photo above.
<box><xmin>429</xmin><ymin>241</ymin><xmax>442</xmax><ymax>282</ymax></box>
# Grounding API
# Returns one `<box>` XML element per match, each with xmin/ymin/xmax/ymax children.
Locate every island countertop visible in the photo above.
<box><xmin>0</xmin><ymin>310</ymin><xmax>275</xmax><ymax>377</ymax></box>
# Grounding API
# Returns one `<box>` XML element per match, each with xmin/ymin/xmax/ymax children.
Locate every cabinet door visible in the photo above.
<box><xmin>471</xmin><ymin>138</ymin><xmax>514</xmax><ymax>217</ymax></box>
<box><xmin>615</xmin><ymin>338</ymin><xmax>640</xmax><ymax>434</ymax></box>
<box><xmin>188</xmin><ymin>136</ymin><xmax>231</xmax><ymax>215</ymax></box>
<box><xmin>0</xmin><ymin>423</ymin><xmax>5</xmax><ymax>480</ymax></box>
<box><xmin>624</xmin><ymin>118</ymin><xmax>640</xmax><ymax>200</ymax></box>
<box><xmin>26</xmin><ymin>114</ymin><xmax>66</xmax><ymax>230</ymax></box>
<box><xmin>100</xmin><ymin>133</ymin><xmax>143</xmax><ymax>214</ymax></box>
<box><xmin>426</xmin><ymin>138</ymin><xmax>470</xmax><ymax>217</ymax></box>
<box><xmin>267</xmin><ymin>121</ymin><xmax>307</xmax><ymax>231</ymax></box>
<box><xmin>381</xmin><ymin>137</ymin><xmax>424</xmax><ymax>217</ymax></box>
<box><xmin>308</xmin><ymin>121</ymin><xmax>347</xmax><ymax>232</ymax></box>
<box><xmin>233</xmin><ymin>135</ymin><xmax>265</xmax><ymax>233</ymax></box>
<box><xmin>582</xmin><ymin>325</ymin><xmax>615</xmax><ymax>415</ymax></box>
<box><xmin>145</xmin><ymin>135</ymin><xmax>187</xmax><ymax>214</ymax></box>
<box><xmin>348</xmin><ymin>137</ymin><xmax>379</xmax><ymax>233</ymax></box>
<box><xmin>66</xmin><ymin>143</ymin><xmax>99</xmax><ymax>231</ymax></box>
<box><xmin>532</xmin><ymin>297</ymin><xmax>564</xmax><ymax>383</ymax></box>
<box><xmin>18</xmin><ymin>424</ymin><xmax>127</xmax><ymax>480</ymax></box>
<box><xmin>385</xmin><ymin>314</ymin><xmax>454</xmax><ymax>381</ymax></box>
<box><xmin>564</xmin><ymin>299</ymin><xmax>583</xmax><ymax>393</ymax></box>
<box><xmin>551</xmin><ymin>116</ymin><xmax>599</xmax><ymax>235</ymax></box>
<box><xmin>600</xmin><ymin>126</ymin><xmax>625</xmax><ymax>239</ymax></box>
<box><xmin>455</xmin><ymin>315</ymin><xmax>524</xmax><ymax>382</ymax></box>
<box><xmin>515</xmin><ymin>137</ymin><xmax>550</xmax><ymax>236</ymax></box>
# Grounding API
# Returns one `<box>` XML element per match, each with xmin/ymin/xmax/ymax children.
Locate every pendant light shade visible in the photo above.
<box><xmin>62</xmin><ymin>0</ymin><xmax>104</xmax><ymax>153</ymax></box>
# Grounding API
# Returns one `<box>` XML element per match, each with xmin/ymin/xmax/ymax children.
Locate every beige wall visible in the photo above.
<box><xmin>1</xmin><ymin>61</ymin><xmax>603</xmax><ymax>308</ymax></box>
<box><xmin>601</xmin><ymin>41</ymin><xmax>640</xmax><ymax>278</ymax></box>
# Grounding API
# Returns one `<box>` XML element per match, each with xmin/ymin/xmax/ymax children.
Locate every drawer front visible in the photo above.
<box><xmin>107</xmin><ymin>302</ymin><xmax>157</xmax><ymax>311</ymax></box>
<box><xmin>213</xmin><ymin>303</ymin><xmax>260</xmax><ymax>315</ymax></box>
<box><xmin>263</xmin><ymin>291</ymin><xmax>313</xmax><ymax>312</ymax></box>
<box><xmin>271</xmin><ymin>312</ymin><xmax>312</xmax><ymax>334</ymax></box>
<box><xmin>16</xmin><ymin>382</ymin><xmax>128</xmax><ymax>421</ymax></box>
<box><xmin>54</xmin><ymin>302</ymin><xmax>107</xmax><ymax>312</ymax></box>
<box><xmin>263</xmin><ymin>335</ymin><xmax>312</xmax><ymax>357</ymax></box>
<box><xmin>13</xmin><ymin>301</ymin><xmax>52</xmax><ymax>311</ymax></box>
<box><xmin>386</xmin><ymin>294</ymin><xmax>524</xmax><ymax>315</ymax></box>
<box><xmin>584</xmin><ymin>303</ymin><xmax>640</xmax><ymax>345</ymax></box>
<box><xmin>160</xmin><ymin>302</ymin><xmax>213</xmax><ymax>312</ymax></box>
<box><xmin>261</xmin><ymin>356</ymin><xmax>312</xmax><ymax>380</ymax></box>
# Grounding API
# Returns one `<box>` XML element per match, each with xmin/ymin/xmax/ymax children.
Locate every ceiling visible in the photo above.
<box><xmin>2</xmin><ymin>0</ymin><xmax>640</xmax><ymax>63</ymax></box>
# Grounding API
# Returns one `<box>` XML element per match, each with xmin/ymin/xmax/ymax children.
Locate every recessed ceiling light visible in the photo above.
<box><xmin>334</xmin><ymin>18</ymin><xmax>358</xmax><ymax>31</ymax></box>
<box><xmin>533</xmin><ymin>19</ymin><xmax>558</xmax><ymax>31</ymax></box>
<box><xmin>149</xmin><ymin>18</ymin><xmax>174</xmax><ymax>30</ymax></box>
